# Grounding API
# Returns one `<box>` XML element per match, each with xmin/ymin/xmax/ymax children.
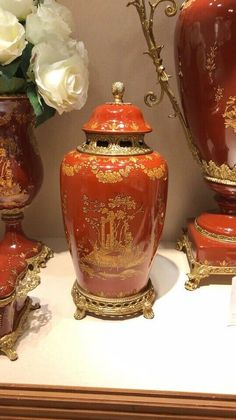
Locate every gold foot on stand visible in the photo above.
<box><xmin>0</xmin><ymin>297</ymin><xmax>36</xmax><ymax>361</ymax></box>
<box><xmin>2</xmin><ymin>347</ymin><xmax>18</xmax><ymax>361</ymax></box>
<box><xmin>177</xmin><ymin>232</ymin><xmax>227</xmax><ymax>290</ymax></box>
<box><xmin>185</xmin><ymin>262</ymin><xmax>210</xmax><ymax>291</ymax></box>
<box><xmin>185</xmin><ymin>275</ymin><xmax>200</xmax><ymax>291</ymax></box>
<box><xmin>72</xmin><ymin>281</ymin><xmax>156</xmax><ymax>320</ymax></box>
<box><xmin>27</xmin><ymin>245</ymin><xmax>54</xmax><ymax>273</ymax></box>
<box><xmin>143</xmin><ymin>301</ymin><xmax>154</xmax><ymax>319</ymax></box>
<box><xmin>74</xmin><ymin>296</ymin><xmax>87</xmax><ymax>320</ymax></box>
<box><xmin>74</xmin><ymin>308</ymin><xmax>86</xmax><ymax>320</ymax></box>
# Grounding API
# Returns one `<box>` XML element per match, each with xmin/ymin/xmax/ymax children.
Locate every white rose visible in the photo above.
<box><xmin>26</xmin><ymin>0</ymin><xmax>73</xmax><ymax>45</ymax></box>
<box><xmin>0</xmin><ymin>0</ymin><xmax>35</xmax><ymax>20</ymax></box>
<box><xmin>32</xmin><ymin>41</ymin><xmax>89</xmax><ymax>114</ymax></box>
<box><xmin>0</xmin><ymin>8</ymin><xmax>27</xmax><ymax>65</ymax></box>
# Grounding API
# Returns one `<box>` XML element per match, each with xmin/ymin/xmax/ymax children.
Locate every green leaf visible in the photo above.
<box><xmin>20</xmin><ymin>43</ymin><xmax>34</xmax><ymax>78</ymax></box>
<box><xmin>0</xmin><ymin>58</ymin><xmax>21</xmax><ymax>79</ymax></box>
<box><xmin>26</xmin><ymin>84</ymin><xmax>56</xmax><ymax>126</ymax></box>
<box><xmin>27</xmin><ymin>84</ymin><xmax>43</xmax><ymax>117</ymax></box>
<box><xmin>0</xmin><ymin>76</ymin><xmax>26</xmax><ymax>94</ymax></box>
<box><xmin>36</xmin><ymin>100</ymin><xmax>56</xmax><ymax>126</ymax></box>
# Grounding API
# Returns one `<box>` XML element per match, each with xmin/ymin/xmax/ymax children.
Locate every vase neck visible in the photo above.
<box><xmin>77</xmin><ymin>133</ymin><xmax>152</xmax><ymax>156</ymax></box>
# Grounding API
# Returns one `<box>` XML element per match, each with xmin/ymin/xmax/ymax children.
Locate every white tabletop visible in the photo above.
<box><xmin>1</xmin><ymin>238</ymin><xmax>235</xmax><ymax>395</ymax></box>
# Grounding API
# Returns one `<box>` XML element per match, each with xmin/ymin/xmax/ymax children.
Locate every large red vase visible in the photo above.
<box><xmin>0</xmin><ymin>96</ymin><xmax>53</xmax><ymax>273</ymax></box>
<box><xmin>60</xmin><ymin>82</ymin><xmax>168</xmax><ymax>319</ymax></box>
<box><xmin>175</xmin><ymin>0</ymin><xmax>236</xmax><ymax>289</ymax></box>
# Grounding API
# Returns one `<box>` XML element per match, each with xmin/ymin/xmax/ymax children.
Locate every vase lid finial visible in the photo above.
<box><xmin>112</xmin><ymin>82</ymin><xmax>125</xmax><ymax>104</ymax></box>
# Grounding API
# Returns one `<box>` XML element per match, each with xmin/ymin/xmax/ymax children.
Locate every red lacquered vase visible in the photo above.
<box><xmin>175</xmin><ymin>0</ymin><xmax>236</xmax><ymax>289</ymax></box>
<box><xmin>0</xmin><ymin>96</ymin><xmax>53</xmax><ymax>273</ymax></box>
<box><xmin>60</xmin><ymin>82</ymin><xmax>168</xmax><ymax>319</ymax></box>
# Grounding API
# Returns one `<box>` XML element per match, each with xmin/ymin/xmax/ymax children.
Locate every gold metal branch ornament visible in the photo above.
<box><xmin>127</xmin><ymin>0</ymin><xmax>201</xmax><ymax>165</ymax></box>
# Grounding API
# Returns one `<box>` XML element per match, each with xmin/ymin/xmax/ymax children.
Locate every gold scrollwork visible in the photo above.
<box><xmin>94</xmin><ymin>166</ymin><xmax>132</xmax><ymax>184</ymax></box>
<box><xmin>89</xmin><ymin>120</ymin><xmax>140</xmax><ymax>132</ymax></box>
<box><xmin>140</xmin><ymin>163</ymin><xmax>167</xmax><ymax>180</ymax></box>
<box><xmin>61</xmin><ymin>162</ymin><xmax>75</xmax><ymax>177</ymax></box>
<box><xmin>16</xmin><ymin>268</ymin><xmax>40</xmax><ymax>299</ymax></box>
<box><xmin>62</xmin><ymin>155</ymin><xmax>167</xmax><ymax>184</ymax></box>
<box><xmin>26</xmin><ymin>244</ymin><xmax>54</xmax><ymax>271</ymax></box>
<box><xmin>223</xmin><ymin>96</ymin><xmax>236</xmax><ymax>134</ymax></box>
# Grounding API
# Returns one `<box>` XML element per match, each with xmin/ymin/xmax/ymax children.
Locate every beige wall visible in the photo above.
<box><xmin>1</xmin><ymin>0</ymin><xmax>216</xmax><ymax>241</ymax></box>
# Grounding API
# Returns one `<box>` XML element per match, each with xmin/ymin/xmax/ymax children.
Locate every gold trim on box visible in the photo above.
<box><xmin>177</xmin><ymin>232</ymin><xmax>236</xmax><ymax>291</ymax></box>
<box><xmin>72</xmin><ymin>281</ymin><xmax>156</xmax><ymax>320</ymax></box>
<box><xmin>194</xmin><ymin>220</ymin><xmax>236</xmax><ymax>244</ymax></box>
<box><xmin>0</xmin><ymin>297</ymin><xmax>40</xmax><ymax>361</ymax></box>
<box><xmin>0</xmin><ymin>292</ymin><xmax>16</xmax><ymax>308</ymax></box>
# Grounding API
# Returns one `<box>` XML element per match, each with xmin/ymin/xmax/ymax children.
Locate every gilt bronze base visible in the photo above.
<box><xmin>72</xmin><ymin>280</ymin><xmax>156</xmax><ymax>320</ymax></box>
<box><xmin>0</xmin><ymin>297</ymin><xmax>40</xmax><ymax>361</ymax></box>
<box><xmin>177</xmin><ymin>226</ymin><xmax>236</xmax><ymax>291</ymax></box>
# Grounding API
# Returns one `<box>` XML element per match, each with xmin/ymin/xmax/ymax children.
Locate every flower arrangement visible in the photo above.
<box><xmin>0</xmin><ymin>0</ymin><xmax>89</xmax><ymax>125</ymax></box>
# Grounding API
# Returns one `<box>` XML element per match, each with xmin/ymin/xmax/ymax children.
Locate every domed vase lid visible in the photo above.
<box><xmin>83</xmin><ymin>82</ymin><xmax>152</xmax><ymax>134</ymax></box>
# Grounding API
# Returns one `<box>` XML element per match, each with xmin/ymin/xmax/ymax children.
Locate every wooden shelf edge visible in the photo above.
<box><xmin>0</xmin><ymin>384</ymin><xmax>236</xmax><ymax>419</ymax></box>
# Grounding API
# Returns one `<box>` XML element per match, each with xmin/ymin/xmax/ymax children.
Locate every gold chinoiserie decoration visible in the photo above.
<box><xmin>80</xmin><ymin>194</ymin><xmax>146</xmax><ymax>281</ymax></box>
<box><xmin>72</xmin><ymin>280</ymin><xmax>156</xmax><ymax>320</ymax></box>
<box><xmin>1</xmin><ymin>209</ymin><xmax>54</xmax><ymax>275</ymax></box>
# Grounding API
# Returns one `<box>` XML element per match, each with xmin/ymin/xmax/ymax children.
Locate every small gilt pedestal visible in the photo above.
<box><xmin>177</xmin><ymin>218</ymin><xmax>236</xmax><ymax>291</ymax></box>
<box><xmin>0</xmin><ymin>255</ymin><xmax>41</xmax><ymax>361</ymax></box>
<box><xmin>72</xmin><ymin>280</ymin><xmax>156</xmax><ymax>320</ymax></box>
